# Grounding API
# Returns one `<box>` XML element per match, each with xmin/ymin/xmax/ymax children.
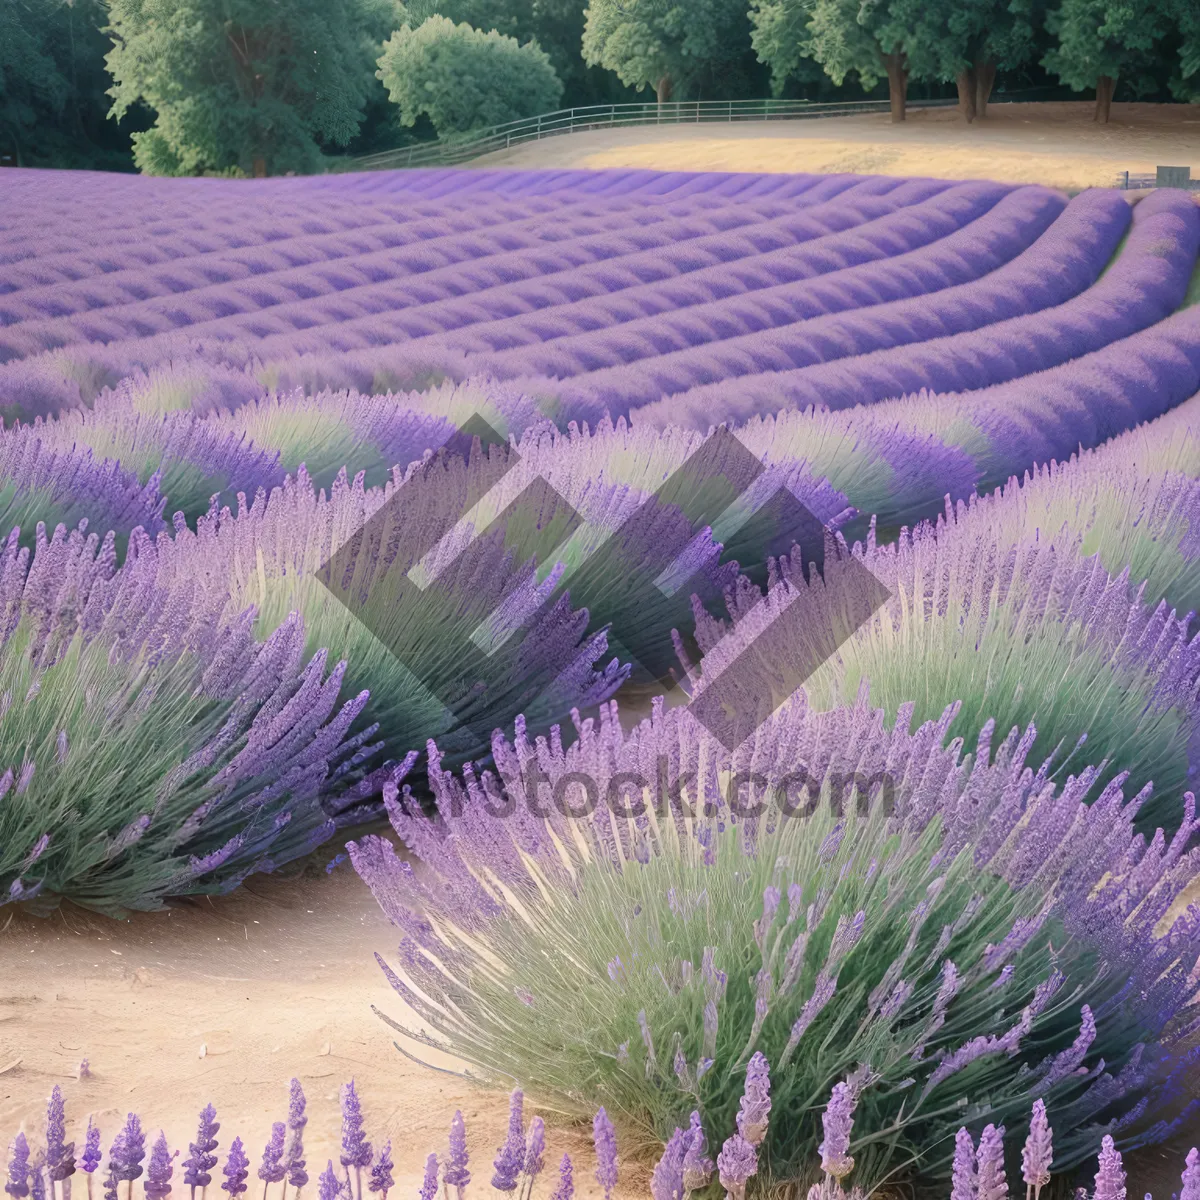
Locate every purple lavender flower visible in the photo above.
<box><xmin>549</xmin><ymin>1156</ymin><xmax>572</xmax><ymax>1200</ymax></box>
<box><xmin>417</xmin><ymin>1156</ymin><xmax>436</xmax><ymax>1200</ymax></box>
<box><xmin>681</xmin><ymin>1114</ymin><xmax>713</xmax><ymax>1194</ymax></box>
<box><xmin>338</xmin><ymin>1084</ymin><xmax>372</xmax><ymax>1183</ymax></box>
<box><xmin>593</xmin><ymin>1109</ymin><xmax>618</xmax><ymax>1200</ymax></box>
<box><xmin>442</xmin><ymin>1113</ymin><xmax>469</xmax><ymax>1198</ymax></box>
<box><xmin>491</xmin><ymin>1090</ymin><xmax>525</xmax><ymax>1192</ymax></box>
<box><xmin>976</xmin><ymin>1125</ymin><xmax>1008</xmax><ymax>1200</ymax></box>
<box><xmin>103</xmin><ymin>1160</ymin><xmax>119</xmax><ymax>1200</ymax></box>
<box><xmin>315</xmin><ymin>1166</ymin><xmax>337</xmax><ymax>1200</ymax></box>
<box><xmin>77</xmin><ymin>1063</ymin><xmax>90</xmax><ymax>1081</ymax></box>
<box><xmin>115</xmin><ymin>1118</ymin><xmax>146</xmax><ymax>1185</ymax></box>
<box><xmin>950</xmin><ymin>1128</ymin><xmax>976</xmax><ymax>1200</ymax></box>
<box><xmin>650</xmin><ymin>1127</ymin><xmax>687</xmax><ymax>1200</ymax></box>
<box><xmin>736</xmin><ymin>1053</ymin><xmax>771</xmax><ymax>1147</ymax></box>
<box><xmin>1022</xmin><ymin>1100</ymin><xmax>1053</xmax><ymax>1196</ymax></box>
<box><xmin>523</xmin><ymin>1119</ymin><xmax>545</xmax><ymax>1183</ymax></box>
<box><xmin>365</xmin><ymin>1144</ymin><xmax>390</xmax><ymax>1200</ymax></box>
<box><xmin>182</xmin><ymin>1106</ymin><xmax>219</xmax><ymax>1196</ymax></box>
<box><xmin>819</xmin><ymin>1082</ymin><xmax>856</xmax><ymax>1181</ymax></box>
<box><xmin>1180</xmin><ymin>1148</ymin><xmax>1200</xmax><ymax>1200</ymax></box>
<box><xmin>715</xmin><ymin>1135</ymin><xmax>756</xmax><ymax>1200</ymax></box>
<box><xmin>7</xmin><ymin>1136</ymin><xmax>31</xmax><ymax>1200</ymax></box>
<box><xmin>1092</xmin><ymin>1136</ymin><xmax>1127</xmax><ymax>1200</ymax></box>
<box><xmin>220</xmin><ymin>1141</ymin><xmax>248</xmax><ymax>1200</ymax></box>
<box><xmin>81</xmin><ymin>1124</ymin><xmax>102</xmax><ymax>1179</ymax></box>
<box><xmin>28</xmin><ymin>1159</ymin><xmax>44</xmax><ymax>1200</ymax></box>
<box><xmin>282</xmin><ymin>1082</ymin><xmax>307</xmax><ymax>1192</ymax></box>
<box><xmin>144</xmin><ymin>1135</ymin><xmax>174</xmax><ymax>1200</ymax></box>
<box><xmin>46</xmin><ymin>1086</ymin><xmax>76</xmax><ymax>1183</ymax></box>
<box><xmin>257</xmin><ymin>1125</ymin><xmax>286</xmax><ymax>1194</ymax></box>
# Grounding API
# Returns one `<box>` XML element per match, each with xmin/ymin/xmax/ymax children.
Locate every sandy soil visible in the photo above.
<box><xmin>0</xmin><ymin>858</ymin><xmax>644</xmax><ymax>1199</ymax></box>
<box><xmin>473</xmin><ymin>101</ymin><xmax>1200</xmax><ymax>191</ymax></box>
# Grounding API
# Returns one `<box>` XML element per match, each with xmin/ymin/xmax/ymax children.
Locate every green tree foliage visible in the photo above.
<box><xmin>105</xmin><ymin>0</ymin><xmax>398</xmax><ymax>176</ymax></box>
<box><xmin>751</xmin><ymin>0</ymin><xmax>1040</xmax><ymax>121</ymax></box>
<box><xmin>581</xmin><ymin>0</ymin><xmax>752</xmax><ymax>103</ymax></box>
<box><xmin>376</xmin><ymin>15</ymin><xmax>563</xmax><ymax>136</ymax></box>
<box><xmin>1042</xmin><ymin>0</ymin><xmax>1171</xmax><ymax>119</ymax></box>
<box><xmin>0</xmin><ymin>0</ymin><xmax>69</xmax><ymax>167</ymax></box>
<box><xmin>1</xmin><ymin>0</ymin><xmax>138</xmax><ymax>170</ymax></box>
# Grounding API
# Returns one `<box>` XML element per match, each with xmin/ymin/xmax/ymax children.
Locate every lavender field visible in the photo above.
<box><xmin>2</xmin><ymin>165</ymin><xmax>1200</xmax><ymax>1200</ymax></box>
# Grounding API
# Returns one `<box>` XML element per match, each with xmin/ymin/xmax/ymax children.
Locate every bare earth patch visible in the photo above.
<box><xmin>472</xmin><ymin>101</ymin><xmax>1200</xmax><ymax>191</ymax></box>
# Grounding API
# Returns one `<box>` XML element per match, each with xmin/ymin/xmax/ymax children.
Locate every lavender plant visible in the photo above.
<box><xmin>679</xmin><ymin>487</ymin><xmax>1200</xmax><ymax>829</ymax></box>
<box><xmin>351</xmin><ymin>694</ymin><xmax>1200</xmax><ymax>1189</ymax></box>
<box><xmin>182</xmin><ymin>1106</ymin><xmax>219</xmax><ymax>1200</ymax></box>
<box><xmin>0</xmin><ymin>519</ymin><xmax>381</xmax><ymax>913</ymax></box>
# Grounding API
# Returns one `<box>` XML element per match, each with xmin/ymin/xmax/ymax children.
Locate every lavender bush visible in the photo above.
<box><xmin>351</xmin><ymin>691</ymin><xmax>1200</xmax><ymax>1188</ymax></box>
<box><xmin>0</xmin><ymin>518</ymin><xmax>381</xmax><ymax>913</ymax></box>
<box><xmin>679</xmin><ymin>459</ymin><xmax>1200</xmax><ymax>828</ymax></box>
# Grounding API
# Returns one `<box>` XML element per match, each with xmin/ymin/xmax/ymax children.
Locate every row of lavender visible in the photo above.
<box><xmin>1</xmin><ymin>371</ymin><xmax>1198</xmax><ymax>909</ymax></box>
<box><xmin>8</xmin><ymin>1076</ymin><xmax>1199</xmax><ymax>1200</ymax></box>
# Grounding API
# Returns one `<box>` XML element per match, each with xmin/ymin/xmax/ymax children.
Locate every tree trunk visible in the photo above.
<box><xmin>975</xmin><ymin>60</ymin><xmax>997</xmax><ymax>117</ymax></box>
<box><xmin>253</xmin><ymin>155</ymin><xmax>267</xmax><ymax>178</ymax></box>
<box><xmin>656</xmin><ymin>74</ymin><xmax>673</xmax><ymax>105</ymax></box>
<box><xmin>956</xmin><ymin>67</ymin><xmax>977</xmax><ymax>122</ymax></box>
<box><xmin>1094</xmin><ymin>74</ymin><xmax>1115</xmax><ymax>124</ymax></box>
<box><xmin>881</xmin><ymin>51</ymin><xmax>908</xmax><ymax>122</ymax></box>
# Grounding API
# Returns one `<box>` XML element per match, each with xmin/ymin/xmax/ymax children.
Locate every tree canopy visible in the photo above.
<box><xmin>377</xmin><ymin>14</ymin><xmax>561</xmax><ymax>136</ymax></box>
<box><xmin>105</xmin><ymin>0</ymin><xmax>397</xmax><ymax>175</ymax></box>
<box><xmin>581</xmin><ymin>0</ymin><xmax>752</xmax><ymax>102</ymax></box>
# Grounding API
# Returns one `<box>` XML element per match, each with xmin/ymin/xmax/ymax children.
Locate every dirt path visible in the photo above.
<box><xmin>0</xmin><ymin>859</ymin><xmax>644</xmax><ymax>1198</ymax></box>
<box><xmin>473</xmin><ymin>101</ymin><xmax>1200</xmax><ymax>190</ymax></box>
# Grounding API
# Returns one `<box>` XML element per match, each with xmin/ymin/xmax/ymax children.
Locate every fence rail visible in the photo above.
<box><xmin>330</xmin><ymin>97</ymin><xmax>962</xmax><ymax>173</ymax></box>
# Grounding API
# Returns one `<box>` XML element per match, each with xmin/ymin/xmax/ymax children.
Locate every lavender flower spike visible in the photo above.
<box><xmin>182</xmin><ymin>1106</ymin><xmax>219</xmax><ymax>1198</ymax></box>
<box><xmin>1022</xmin><ymin>1100</ymin><xmax>1053</xmax><ymax>1198</ymax></box>
<box><xmin>976</xmin><ymin>1125</ymin><xmax>1008</xmax><ymax>1200</ymax></box>
<box><xmin>715</xmin><ymin>1135</ymin><xmax>757</xmax><ymax>1200</ymax></box>
<box><xmin>315</xmin><ymin>1166</ymin><xmax>337</xmax><ymax>1200</ymax></box>
<box><xmin>47</xmin><ymin>1086</ymin><xmax>76</xmax><ymax>1184</ymax></box>
<box><xmin>361</xmin><ymin>1144</ymin><xmax>389</xmax><ymax>1200</ymax></box>
<box><xmin>417</xmin><ymin>1156</ymin><xmax>436</xmax><ymax>1200</ymax></box>
<box><xmin>491</xmin><ymin>1090</ymin><xmax>525</xmax><ymax>1193</ymax></box>
<box><xmin>6</xmin><ymin>1133</ymin><xmax>32</xmax><ymax>1200</ymax></box>
<box><xmin>550</xmin><ymin>1156</ymin><xmax>573</xmax><ymax>1200</ymax></box>
<box><xmin>593</xmin><ymin>1110</ymin><xmax>618</xmax><ymax>1200</ymax></box>
<box><xmin>736</xmin><ymin>1054</ymin><xmax>772</xmax><ymax>1147</ymax></box>
<box><xmin>682</xmin><ymin>1114</ymin><xmax>713</xmax><ymax>1195</ymax></box>
<box><xmin>220</xmin><ymin>1142</ymin><xmax>248</xmax><ymax>1200</ymax></box>
<box><xmin>283</xmin><ymin>1083</ymin><xmax>307</xmax><ymax>1193</ymax></box>
<box><xmin>1093</xmin><ymin>1136</ymin><xmax>1127</xmax><ymax>1200</ymax></box>
<box><xmin>144</xmin><ymin>1134</ymin><xmax>174</xmax><ymax>1200</ymax></box>
<box><xmin>257</xmin><ymin>1126</ymin><xmax>286</xmax><ymax>1197</ymax></box>
<box><xmin>443</xmin><ymin>1113</ymin><xmax>469</xmax><ymax>1199</ymax></box>
<box><xmin>523</xmin><ymin>1119</ymin><xmax>545</xmax><ymax>1184</ymax></box>
<box><xmin>819</xmin><ymin>1082</ymin><xmax>856</xmax><ymax>1181</ymax></box>
<box><xmin>1180</xmin><ymin>1148</ymin><xmax>1200</xmax><ymax>1200</ymax></box>
<box><xmin>116</xmin><ymin>1117</ymin><xmax>147</xmax><ymax>1185</ymax></box>
<box><xmin>950</xmin><ymin>1128</ymin><xmax>976</xmax><ymax>1200</ymax></box>
<box><xmin>81</xmin><ymin>1123</ymin><xmax>102</xmax><ymax>1179</ymax></box>
<box><xmin>338</xmin><ymin>1083</ymin><xmax>371</xmax><ymax>1200</ymax></box>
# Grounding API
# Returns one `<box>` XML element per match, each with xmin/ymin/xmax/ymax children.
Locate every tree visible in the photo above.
<box><xmin>581</xmin><ymin>0</ymin><xmax>751</xmax><ymax>104</ymax></box>
<box><xmin>396</xmin><ymin>0</ymin><xmax>632</xmax><ymax>107</ymax></box>
<box><xmin>376</xmin><ymin>15</ymin><xmax>562</xmax><ymax>136</ymax></box>
<box><xmin>105</xmin><ymin>0</ymin><xmax>398</xmax><ymax>176</ymax></box>
<box><xmin>0</xmin><ymin>0</ymin><xmax>70</xmax><ymax>166</ymax></box>
<box><xmin>1042</xmin><ymin>0</ymin><xmax>1170</xmax><ymax>121</ymax></box>
<box><xmin>748</xmin><ymin>0</ymin><xmax>828</xmax><ymax>96</ymax></box>
<box><xmin>876</xmin><ymin>0</ymin><xmax>1039</xmax><ymax>120</ymax></box>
